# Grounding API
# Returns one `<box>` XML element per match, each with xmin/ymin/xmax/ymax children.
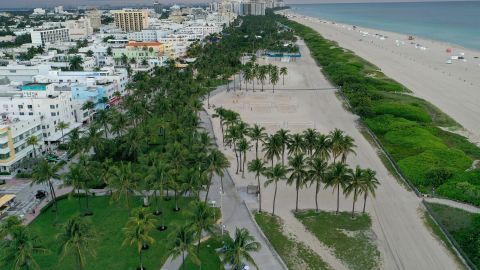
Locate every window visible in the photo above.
<box><xmin>51</xmin><ymin>112</ymin><xmax>55</xmax><ymax>116</ymax></box>
<box><xmin>19</xmin><ymin>112</ymin><xmax>24</xmax><ymax>115</ymax></box>
<box><xmin>18</xmin><ymin>105</ymin><xmax>23</xmax><ymax>109</ymax></box>
<box><xmin>27</xmin><ymin>105</ymin><xmax>32</xmax><ymax>109</ymax></box>
<box><xmin>50</xmin><ymin>105</ymin><xmax>55</xmax><ymax>109</ymax></box>
<box><xmin>28</xmin><ymin>112</ymin><xmax>33</xmax><ymax>115</ymax></box>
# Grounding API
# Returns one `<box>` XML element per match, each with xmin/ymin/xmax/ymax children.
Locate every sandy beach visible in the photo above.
<box><xmin>207</xmin><ymin>39</ymin><xmax>460</xmax><ymax>269</ymax></box>
<box><xmin>281</xmin><ymin>10</ymin><xmax>480</xmax><ymax>143</ymax></box>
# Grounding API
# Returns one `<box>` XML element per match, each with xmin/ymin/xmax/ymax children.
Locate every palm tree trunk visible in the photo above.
<box><xmin>32</xmin><ymin>145</ymin><xmax>36</xmax><ymax>158</ymax></box>
<box><xmin>281</xmin><ymin>149</ymin><xmax>285</xmax><ymax>166</ymax></box>
<box><xmin>273</xmin><ymin>182</ymin><xmax>277</xmax><ymax>215</ymax></box>
<box><xmin>139</xmin><ymin>250</ymin><xmax>143</xmax><ymax>270</ymax></box>
<box><xmin>255</xmin><ymin>140</ymin><xmax>258</xmax><ymax>159</ymax></box>
<box><xmin>207</xmin><ymin>92</ymin><xmax>210</xmax><ymax>109</ymax></box>
<box><xmin>336</xmin><ymin>185</ymin><xmax>340</xmax><ymax>214</ymax></box>
<box><xmin>242</xmin><ymin>152</ymin><xmax>246</xmax><ymax>178</ymax></box>
<box><xmin>257</xmin><ymin>175</ymin><xmax>262</xmax><ymax>212</ymax></box>
<box><xmin>77</xmin><ymin>188</ymin><xmax>82</xmax><ymax>212</ymax></box>
<box><xmin>315</xmin><ymin>182</ymin><xmax>319</xmax><ymax>212</ymax></box>
<box><xmin>174</xmin><ymin>189</ymin><xmax>179</xmax><ymax>211</ymax></box>
<box><xmin>352</xmin><ymin>189</ymin><xmax>356</xmax><ymax>218</ymax></box>
<box><xmin>182</xmin><ymin>251</ymin><xmax>185</xmax><ymax>270</ymax></box>
<box><xmin>48</xmin><ymin>180</ymin><xmax>58</xmax><ymax>219</ymax></box>
<box><xmin>220</xmin><ymin>175</ymin><xmax>224</xmax><ymax>192</ymax></box>
<box><xmin>204</xmin><ymin>182</ymin><xmax>211</xmax><ymax>204</ymax></box>
<box><xmin>363</xmin><ymin>193</ymin><xmax>368</xmax><ymax>213</ymax></box>
<box><xmin>295</xmin><ymin>186</ymin><xmax>299</xmax><ymax>212</ymax></box>
<box><xmin>155</xmin><ymin>190</ymin><xmax>160</xmax><ymax>214</ymax></box>
<box><xmin>85</xmin><ymin>190</ymin><xmax>89</xmax><ymax>212</ymax></box>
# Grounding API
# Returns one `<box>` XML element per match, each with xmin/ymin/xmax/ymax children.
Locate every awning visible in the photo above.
<box><xmin>0</xmin><ymin>194</ymin><xmax>15</xmax><ymax>207</ymax></box>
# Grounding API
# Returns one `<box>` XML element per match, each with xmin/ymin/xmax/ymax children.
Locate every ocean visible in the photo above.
<box><xmin>290</xmin><ymin>1</ymin><xmax>480</xmax><ymax>51</ymax></box>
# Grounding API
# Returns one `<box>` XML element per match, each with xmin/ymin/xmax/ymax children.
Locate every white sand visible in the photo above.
<box><xmin>281</xmin><ymin>10</ymin><xmax>480</xmax><ymax>143</ymax></box>
<box><xmin>207</xmin><ymin>39</ymin><xmax>461</xmax><ymax>269</ymax></box>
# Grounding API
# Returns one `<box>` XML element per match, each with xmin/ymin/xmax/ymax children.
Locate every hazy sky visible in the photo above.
<box><xmin>0</xmin><ymin>0</ymin><xmax>477</xmax><ymax>9</ymax></box>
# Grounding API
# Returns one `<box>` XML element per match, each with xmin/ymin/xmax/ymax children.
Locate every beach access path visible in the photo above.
<box><xmin>207</xmin><ymin>39</ymin><xmax>460</xmax><ymax>270</ymax></box>
<box><xmin>285</xmin><ymin>11</ymin><xmax>480</xmax><ymax>143</ymax></box>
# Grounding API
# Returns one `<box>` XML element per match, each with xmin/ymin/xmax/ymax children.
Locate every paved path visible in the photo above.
<box><xmin>199</xmin><ymin>109</ymin><xmax>287</xmax><ymax>270</ymax></box>
<box><xmin>160</xmin><ymin>255</ymin><xmax>184</xmax><ymax>270</ymax></box>
<box><xmin>424</xmin><ymin>197</ymin><xmax>480</xmax><ymax>214</ymax></box>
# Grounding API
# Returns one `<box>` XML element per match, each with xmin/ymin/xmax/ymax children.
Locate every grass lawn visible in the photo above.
<box><xmin>425</xmin><ymin>203</ymin><xmax>480</xmax><ymax>268</ymax></box>
<box><xmin>295</xmin><ymin>210</ymin><xmax>380</xmax><ymax>270</ymax></box>
<box><xmin>182</xmin><ymin>236</ymin><xmax>227</xmax><ymax>270</ymax></box>
<box><xmin>255</xmin><ymin>212</ymin><xmax>332</xmax><ymax>270</ymax></box>
<box><xmin>28</xmin><ymin>195</ymin><xmax>198</xmax><ymax>270</ymax></box>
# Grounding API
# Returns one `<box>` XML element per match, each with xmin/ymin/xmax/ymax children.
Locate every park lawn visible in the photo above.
<box><xmin>295</xmin><ymin>210</ymin><xmax>380</xmax><ymax>270</ymax></box>
<box><xmin>182</xmin><ymin>236</ymin><xmax>227</xmax><ymax>270</ymax></box>
<box><xmin>425</xmin><ymin>203</ymin><xmax>480</xmax><ymax>268</ymax></box>
<box><xmin>255</xmin><ymin>212</ymin><xmax>332</xmax><ymax>270</ymax></box>
<box><xmin>28</xmin><ymin>195</ymin><xmax>196</xmax><ymax>270</ymax></box>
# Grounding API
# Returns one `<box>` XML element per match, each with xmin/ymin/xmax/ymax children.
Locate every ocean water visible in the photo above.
<box><xmin>291</xmin><ymin>1</ymin><xmax>480</xmax><ymax>51</ymax></box>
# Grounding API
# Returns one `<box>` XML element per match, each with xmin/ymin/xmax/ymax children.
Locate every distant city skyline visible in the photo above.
<box><xmin>0</xmin><ymin>0</ymin><xmax>477</xmax><ymax>9</ymax></box>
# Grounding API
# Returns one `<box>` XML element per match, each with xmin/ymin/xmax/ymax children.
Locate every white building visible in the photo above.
<box><xmin>64</xmin><ymin>18</ymin><xmax>93</xmax><ymax>40</ymax></box>
<box><xmin>30</xmin><ymin>28</ymin><xmax>70</xmax><ymax>46</ymax></box>
<box><xmin>0</xmin><ymin>114</ymin><xmax>43</xmax><ymax>173</ymax></box>
<box><xmin>0</xmin><ymin>83</ymin><xmax>78</xmax><ymax>144</ymax></box>
<box><xmin>54</xmin><ymin>6</ymin><xmax>64</xmax><ymax>14</ymax></box>
<box><xmin>32</xmin><ymin>8</ymin><xmax>46</xmax><ymax>16</ymax></box>
<box><xmin>86</xmin><ymin>9</ymin><xmax>102</xmax><ymax>31</ymax></box>
<box><xmin>0</xmin><ymin>64</ymin><xmax>52</xmax><ymax>84</ymax></box>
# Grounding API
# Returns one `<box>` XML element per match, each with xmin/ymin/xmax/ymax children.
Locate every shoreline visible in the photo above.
<box><xmin>288</xmin><ymin>6</ymin><xmax>480</xmax><ymax>53</ymax></box>
<box><xmin>281</xmin><ymin>10</ymin><xmax>480</xmax><ymax>143</ymax></box>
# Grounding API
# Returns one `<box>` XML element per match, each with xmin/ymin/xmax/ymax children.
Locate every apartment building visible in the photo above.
<box><xmin>113</xmin><ymin>9</ymin><xmax>150</xmax><ymax>32</ymax></box>
<box><xmin>0</xmin><ymin>83</ymin><xmax>78</xmax><ymax>143</ymax></box>
<box><xmin>86</xmin><ymin>9</ymin><xmax>102</xmax><ymax>31</ymax></box>
<box><xmin>0</xmin><ymin>115</ymin><xmax>43</xmax><ymax>173</ymax></box>
<box><xmin>30</xmin><ymin>28</ymin><xmax>70</xmax><ymax>46</ymax></box>
<box><xmin>64</xmin><ymin>18</ymin><xmax>93</xmax><ymax>40</ymax></box>
<box><xmin>0</xmin><ymin>64</ymin><xmax>52</xmax><ymax>84</ymax></box>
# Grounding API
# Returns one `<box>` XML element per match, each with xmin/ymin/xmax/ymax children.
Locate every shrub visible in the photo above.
<box><xmin>372</xmin><ymin>102</ymin><xmax>431</xmax><ymax>123</ymax></box>
<box><xmin>398</xmin><ymin>149</ymin><xmax>472</xmax><ymax>188</ymax></box>
<box><xmin>365</xmin><ymin>115</ymin><xmax>418</xmax><ymax>135</ymax></box>
<box><xmin>0</xmin><ymin>171</ymin><xmax>10</xmax><ymax>175</ymax></box>
<box><xmin>16</xmin><ymin>172</ymin><xmax>32</xmax><ymax>179</ymax></box>
<box><xmin>426</xmin><ymin>168</ymin><xmax>455</xmax><ymax>188</ymax></box>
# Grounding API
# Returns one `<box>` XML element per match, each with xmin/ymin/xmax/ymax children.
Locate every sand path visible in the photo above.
<box><xmin>284</xmin><ymin>11</ymin><xmax>480</xmax><ymax>143</ymax></box>
<box><xmin>207</xmin><ymin>40</ymin><xmax>460</xmax><ymax>269</ymax></box>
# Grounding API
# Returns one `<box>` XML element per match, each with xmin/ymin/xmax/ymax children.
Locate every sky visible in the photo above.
<box><xmin>0</xmin><ymin>0</ymin><xmax>477</xmax><ymax>9</ymax></box>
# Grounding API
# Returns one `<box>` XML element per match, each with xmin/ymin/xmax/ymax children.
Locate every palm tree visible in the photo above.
<box><xmin>263</xmin><ymin>164</ymin><xmax>287</xmax><ymax>215</ymax></box>
<box><xmin>345</xmin><ymin>166</ymin><xmax>364</xmax><ymax>218</ymax></box>
<box><xmin>302</xmin><ymin>128</ymin><xmax>318</xmax><ymax>156</ymax></box>
<box><xmin>188</xmin><ymin>201</ymin><xmax>216</xmax><ymax>255</ymax></box>
<box><xmin>26</xmin><ymin>136</ymin><xmax>39</xmax><ymax>158</ymax></box>
<box><xmin>325</xmin><ymin>163</ymin><xmax>352</xmax><ymax>214</ymax></box>
<box><xmin>270</xmin><ymin>66</ymin><xmax>279</xmax><ymax>93</ymax></box>
<box><xmin>56</xmin><ymin>121</ymin><xmax>69</xmax><ymax>143</ymax></box>
<box><xmin>247</xmin><ymin>158</ymin><xmax>266</xmax><ymax>212</ymax></box>
<box><xmin>360</xmin><ymin>169</ymin><xmax>380</xmax><ymax>213</ymax></box>
<box><xmin>252</xmin><ymin>64</ymin><xmax>259</xmax><ymax>92</ymax></box>
<box><xmin>108</xmin><ymin>162</ymin><xmax>139</xmax><ymax>208</ymax></box>
<box><xmin>339</xmin><ymin>135</ymin><xmax>357</xmax><ymax>164</ymax></box>
<box><xmin>145</xmin><ymin>158</ymin><xmax>169</xmax><ymax>216</ymax></box>
<box><xmin>205</xmin><ymin>149</ymin><xmax>230</xmax><ymax>202</ymax></box>
<box><xmin>167</xmin><ymin>225</ymin><xmax>199</xmax><ymax>269</ymax></box>
<box><xmin>313</xmin><ymin>133</ymin><xmax>331</xmax><ymax>161</ymax></box>
<box><xmin>122</xmin><ymin>208</ymin><xmax>156</xmax><ymax>270</ymax></box>
<box><xmin>287</xmin><ymin>133</ymin><xmax>305</xmax><ymax>156</ymax></box>
<box><xmin>243</xmin><ymin>66</ymin><xmax>253</xmax><ymax>92</ymax></box>
<box><xmin>329</xmin><ymin>129</ymin><xmax>344</xmax><ymax>164</ymax></box>
<box><xmin>62</xmin><ymin>164</ymin><xmax>85</xmax><ymax>212</ymax></box>
<box><xmin>280</xmin><ymin>67</ymin><xmax>288</xmax><ymax>85</ymax></box>
<box><xmin>94</xmin><ymin>110</ymin><xmax>111</xmax><ymax>139</ymax></box>
<box><xmin>57</xmin><ymin>216</ymin><xmax>97</xmax><ymax>270</ymax></box>
<box><xmin>0</xmin><ymin>216</ymin><xmax>22</xmax><ymax>239</ymax></box>
<box><xmin>308</xmin><ymin>156</ymin><xmax>328</xmax><ymax>212</ymax></box>
<box><xmin>81</xmin><ymin>101</ymin><xmax>95</xmax><ymax>123</ymax></box>
<box><xmin>275</xmin><ymin>129</ymin><xmax>290</xmax><ymax>166</ymax></box>
<box><xmin>237</xmin><ymin>138</ymin><xmax>250</xmax><ymax>178</ymax></box>
<box><xmin>0</xmin><ymin>225</ymin><xmax>48</xmax><ymax>270</ymax></box>
<box><xmin>222</xmin><ymin>228</ymin><xmax>261</xmax><ymax>270</ymax></box>
<box><xmin>31</xmin><ymin>159</ymin><xmax>61</xmax><ymax>220</ymax></box>
<box><xmin>257</xmin><ymin>65</ymin><xmax>268</xmax><ymax>91</ymax></box>
<box><xmin>248</xmin><ymin>124</ymin><xmax>267</xmax><ymax>159</ymax></box>
<box><xmin>287</xmin><ymin>153</ymin><xmax>308</xmax><ymax>212</ymax></box>
<box><xmin>263</xmin><ymin>134</ymin><xmax>282</xmax><ymax>168</ymax></box>
<box><xmin>69</xmin><ymin>55</ymin><xmax>84</xmax><ymax>71</ymax></box>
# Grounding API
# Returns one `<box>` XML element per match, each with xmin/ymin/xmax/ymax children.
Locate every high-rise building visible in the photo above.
<box><xmin>86</xmin><ymin>9</ymin><xmax>102</xmax><ymax>31</ymax></box>
<box><xmin>113</xmin><ymin>9</ymin><xmax>149</xmax><ymax>32</ymax></box>
<box><xmin>153</xmin><ymin>1</ymin><xmax>163</xmax><ymax>14</ymax></box>
<box><xmin>64</xmin><ymin>18</ymin><xmax>93</xmax><ymax>40</ymax></box>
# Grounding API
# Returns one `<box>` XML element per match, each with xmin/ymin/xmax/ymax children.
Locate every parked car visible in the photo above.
<box><xmin>35</xmin><ymin>190</ymin><xmax>47</xmax><ymax>200</ymax></box>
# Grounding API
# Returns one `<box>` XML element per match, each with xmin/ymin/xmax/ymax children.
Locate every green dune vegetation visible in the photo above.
<box><xmin>425</xmin><ymin>203</ymin><xmax>480</xmax><ymax>268</ymax></box>
<box><xmin>295</xmin><ymin>210</ymin><xmax>380</xmax><ymax>270</ymax></box>
<box><xmin>255</xmin><ymin>212</ymin><xmax>332</xmax><ymax>270</ymax></box>
<box><xmin>277</xmin><ymin>14</ymin><xmax>480</xmax><ymax>205</ymax></box>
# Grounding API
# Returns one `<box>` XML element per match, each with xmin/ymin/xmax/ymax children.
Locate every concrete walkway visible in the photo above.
<box><xmin>160</xmin><ymin>255</ymin><xmax>184</xmax><ymax>270</ymax></box>
<box><xmin>424</xmin><ymin>197</ymin><xmax>480</xmax><ymax>214</ymax></box>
